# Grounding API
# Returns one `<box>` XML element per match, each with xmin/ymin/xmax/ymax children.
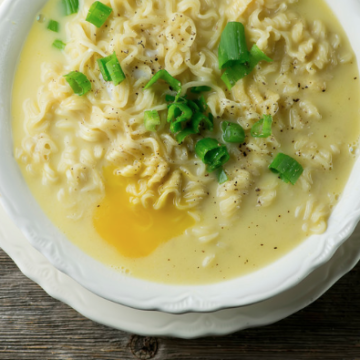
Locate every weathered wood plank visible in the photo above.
<box><xmin>0</xmin><ymin>249</ymin><xmax>360</xmax><ymax>359</ymax></box>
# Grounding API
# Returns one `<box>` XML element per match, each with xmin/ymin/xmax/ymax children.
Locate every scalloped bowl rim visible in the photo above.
<box><xmin>0</xmin><ymin>0</ymin><xmax>360</xmax><ymax>314</ymax></box>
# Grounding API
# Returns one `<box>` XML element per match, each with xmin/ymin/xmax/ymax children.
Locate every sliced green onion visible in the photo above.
<box><xmin>165</xmin><ymin>94</ymin><xmax>176</xmax><ymax>102</ymax></box>
<box><xmin>144</xmin><ymin>69</ymin><xmax>182</xmax><ymax>93</ymax></box>
<box><xmin>194</xmin><ymin>95</ymin><xmax>208</xmax><ymax>113</ymax></box>
<box><xmin>208</xmin><ymin>112</ymin><xmax>214</xmax><ymax>123</ymax></box>
<box><xmin>106</xmin><ymin>57</ymin><xmax>126</xmax><ymax>85</ymax></box>
<box><xmin>218</xmin><ymin>22</ymin><xmax>249</xmax><ymax>70</ymax></box>
<box><xmin>195</xmin><ymin>138</ymin><xmax>230</xmax><ymax>173</ymax></box>
<box><xmin>269</xmin><ymin>153</ymin><xmax>304</xmax><ymax>185</ymax></box>
<box><xmin>167</xmin><ymin>103</ymin><xmax>192</xmax><ymax>124</ymax></box>
<box><xmin>165</xmin><ymin>94</ymin><xmax>187</xmax><ymax>103</ymax></box>
<box><xmin>62</xmin><ymin>0</ymin><xmax>79</xmax><ymax>16</ymax></box>
<box><xmin>187</xmin><ymin>100</ymin><xmax>200</xmax><ymax>113</ymax></box>
<box><xmin>248</xmin><ymin>44</ymin><xmax>273</xmax><ymax>68</ymax></box>
<box><xmin>168</xmin><ymin>105</ymin><xmax>181</xmax><ymax>120</ymax></box>
<box><xmin>222</xmin><ymin>121</ymin><xmax>245</xmax><ymax>143</ymax></box>
<box><xmin>192</xmin><ymin>112</ymin><xmax>214</xmax><ymax>133</ymax></box>
<box><xmin>52</xmin><ymin>39</ymin><xmax>66</xmax><ymax>50</ymax></box>
<box><xmin>97</xmin><ymin>53</ymin><xmax>115</xmax><ymax>81</ymax></box>
<box><xmin>176</xmin><ymin>128</ymin><xmax>196</xmax><ymax>144</ymax></box>
<box><xmin>216</xmin><ymin>168</ymin><xmax>228</xmax><ymax>184</ymax></box>
<box><xmin>86</xmin><ymin>1</ymin><xmax>113</xmax><ymax>28</ymax></box>
<box><xmin>221</xmin><ymin>44</ymin><xmax>273</xmax><ymax>90</ymax></box>
<box><xmin>167</xmin><ymin>103</ymin><xmax>192</xmax><ymax>133</ymax></box>
<box><xmin>174</xmin><ymin>92</ymin><xmax>183</xmax><ymax>103</ymax></box>
<box><xmin>47</xmin><ymin>20</ymin><xmax>60</xmax><ymax>32</ymax></box>
<box><xmin>221</xmin><ymin>63</ymin><xmax>251</xmax><ymax>90</ymax></box>
<box><xmin>170</xmin><ymin>121</ymin><xmax>183</xmax><ymax>134</ymax></box>
<box><xmin>64</xmin><ymin>71</ymin><xmax>91</xmax><ymax>96</ymax></box>
<box><xmin>97</xmin><ymin>52</ymin><xmax>125</xmax><ymax>85</ymax></box>
<box><xmin>144</xmin><ymin>110</ymin><xmax>161</xmax><ymax>132</ymax></box>
<box><xmin>190</xmin><ymin>86</ymin><xmax>212</xmax><ymax>94</ymax></box>
<box><xmin>250</xmin><ymin>115</ymin><xmax>273</xmax><ymax>138</ymax></box>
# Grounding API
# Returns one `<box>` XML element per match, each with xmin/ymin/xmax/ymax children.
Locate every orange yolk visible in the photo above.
<box><xmin>93</xmin><ymin>167</ymin><xmax>195</xmax><ymax>258</ymax></box>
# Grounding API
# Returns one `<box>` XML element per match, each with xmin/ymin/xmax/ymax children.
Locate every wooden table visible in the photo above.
<box><xmin>0</xmin><ymin>249</ymin><xmax>360</xmax><ymax>359</ymax></box>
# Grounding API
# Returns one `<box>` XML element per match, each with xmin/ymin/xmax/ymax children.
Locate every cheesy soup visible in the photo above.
<box><xmin>12</xmin><ymin>0</ymin><xmax>360</xmax><ymax>284</ymax></box>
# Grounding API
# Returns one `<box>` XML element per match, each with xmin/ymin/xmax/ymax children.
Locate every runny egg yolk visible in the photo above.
<box><xmin>93</xmin><ymin>167</ymin><xmax>195</xmax><ymax>258</ymax></box>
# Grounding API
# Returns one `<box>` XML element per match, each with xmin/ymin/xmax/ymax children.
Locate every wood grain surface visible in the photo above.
<box><xmin>0</xmin><ymin>249</ymin><xmax>360</xmax><ymax>359</ymax></box>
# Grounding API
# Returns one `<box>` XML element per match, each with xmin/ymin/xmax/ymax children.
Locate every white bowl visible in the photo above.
<box><xmin>1</xmin><ymin>0</ymin><xmax>360</xmax><ymax>314</ymax></box>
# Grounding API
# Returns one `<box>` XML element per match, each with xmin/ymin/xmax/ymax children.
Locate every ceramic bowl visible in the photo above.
<box><xmin>0</xmin><ymin>0</ymin><xmax>360</xmax><ymax>314</ymax></box>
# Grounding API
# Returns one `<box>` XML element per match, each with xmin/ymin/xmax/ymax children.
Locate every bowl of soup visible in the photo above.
<box><xmin>0</xmin><ymin>0</ymin><xmax>360</xmax><ymax>313</ymax></box>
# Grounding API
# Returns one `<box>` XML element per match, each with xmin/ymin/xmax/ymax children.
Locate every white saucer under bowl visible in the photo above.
<box><xmin>0</xmin><ymin>203</ymin><xmax>359</xmax><ymax>339</ymax></box>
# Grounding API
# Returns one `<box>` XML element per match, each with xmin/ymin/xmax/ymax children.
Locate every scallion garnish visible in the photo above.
<box><xmin>208</xmin><ymin>112</ymin><xmax>214</xmax><ymax>125</ymax></box>
<box><xmin>52</xmin><ymin>39</ymin><xmax>66</xmax><ymax>50</ymax></box>
<box><xmin>170</xmin><ymin>121</ymin><xmax>182</xmax><ymax>134</ymax></box>
<box><xmin>221</xmin><ymin>121</ymin><xmax>245</xmax><ymax>143</ymax></box>
<box><xmin>167</xmin><ymin>103</ymin><xmax>192</xmax><ymax>123</ymax></box>
<box><xmin>64</xmin><ymin>71</ymin><xmax>91</xmax><ymax>96</ymax></box>
<box><xmin>194</xmin><ymin>95</ymin><xmax>208</xmax><ymax>113</ymax></box>
<box><xmin>195</xmin><ymin>138</ymin><xmax>230</xmax><ymax>173</ymax></box>
<box><xmin>269</xmin><ymin>153</ymin><xmax>304</xmax><ymax>185</ymax></box>
<box><xmin>221</xmin><ymin>42</ymin><xmax>273</xmax><ymax>90</ymax></box>
<box><xmin>218</xmin><ymin>22</ymin><xmax>249</xmax><ymax>70</ymax></box>
<box><xmin>146</xmin><ymin>72</ymin><xmax>218</xmax><ymax>145</ymax></box>
<box><xmin>221</xmin><ymin>63</ymin><xmax>251</xmax><ymax>90</ymax></box>
<box><xmin>187</xmin><ymin>100</ymin><xmax>200</xmax><ymax>113</ymax></box>
<box><xmin>106</xmin><ymin>57</ymin><xmax>126</xmax><ymax>85</ymax></box>
<box><xmin>97</xmin><ymin>53</ymin><xmax>115</xmax><ymax>81</ymax></box>
<box><xmin>47</xmin><ymin>20</ymin><xmax>60</xmax><ymax>32</ymax></box>
<box><xmin>62</xmin><ymin>0</ymin><xmax>79</xmax><ymax>16</ymax></box>
<box><xmin>176</xmin><ymin>128</ymin><xmax>196</xmax><ymax>144</ymax></box>
<box><xmin>97</xmin><ymin>52</ymin><xmax>125</xmax><ymax>84</ymax></box>
<box><xmin>165</xmin><ymin>94</ymin><xmax>187</xmax><ymax>104</ymax></box>
<box><xmin>145</xmin><ymin>69</ymin><xmax>182</xmax><ymax>93</ymax></box>
<box><xmin>250</xmin><ymin>115</ymin><xmax>273</xmax><ymax>138</ymax></box>
<box><xmin>192</xmin><ymin>112</ymin><xmax>213</xmax><ymax>133</ymax></box>
<box><xmin>167</xmin><ymin>103</ymin><xmax>193</xmax><ymax>133</ymax></box>
<box><xmin>144</xmin><ymin>110</ymin><xmax>161</xmax><ymax>132</ymax></box>
<box><xmin>216</xmin><ymin>168</ymin><xmax>228</xmax><ymax>184</ymax></box>
<box><xmin>248</xmin><ymin>44</ymin><xmax>273</xmax><ymax>69</ymax></box>
<box><xmin>86</xmin><ymin>1</ymin><xmax>113</xmax><ymax>28</ymax></box>
<box><xmin>190</xmin><ymin>86</ymin><xmax>212</xmax><ymax>94</ymax></box>
<box><xmin>165</xmin><ymin>94</ymin><xmax>176</xmax><ymax>102</ymax></box>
